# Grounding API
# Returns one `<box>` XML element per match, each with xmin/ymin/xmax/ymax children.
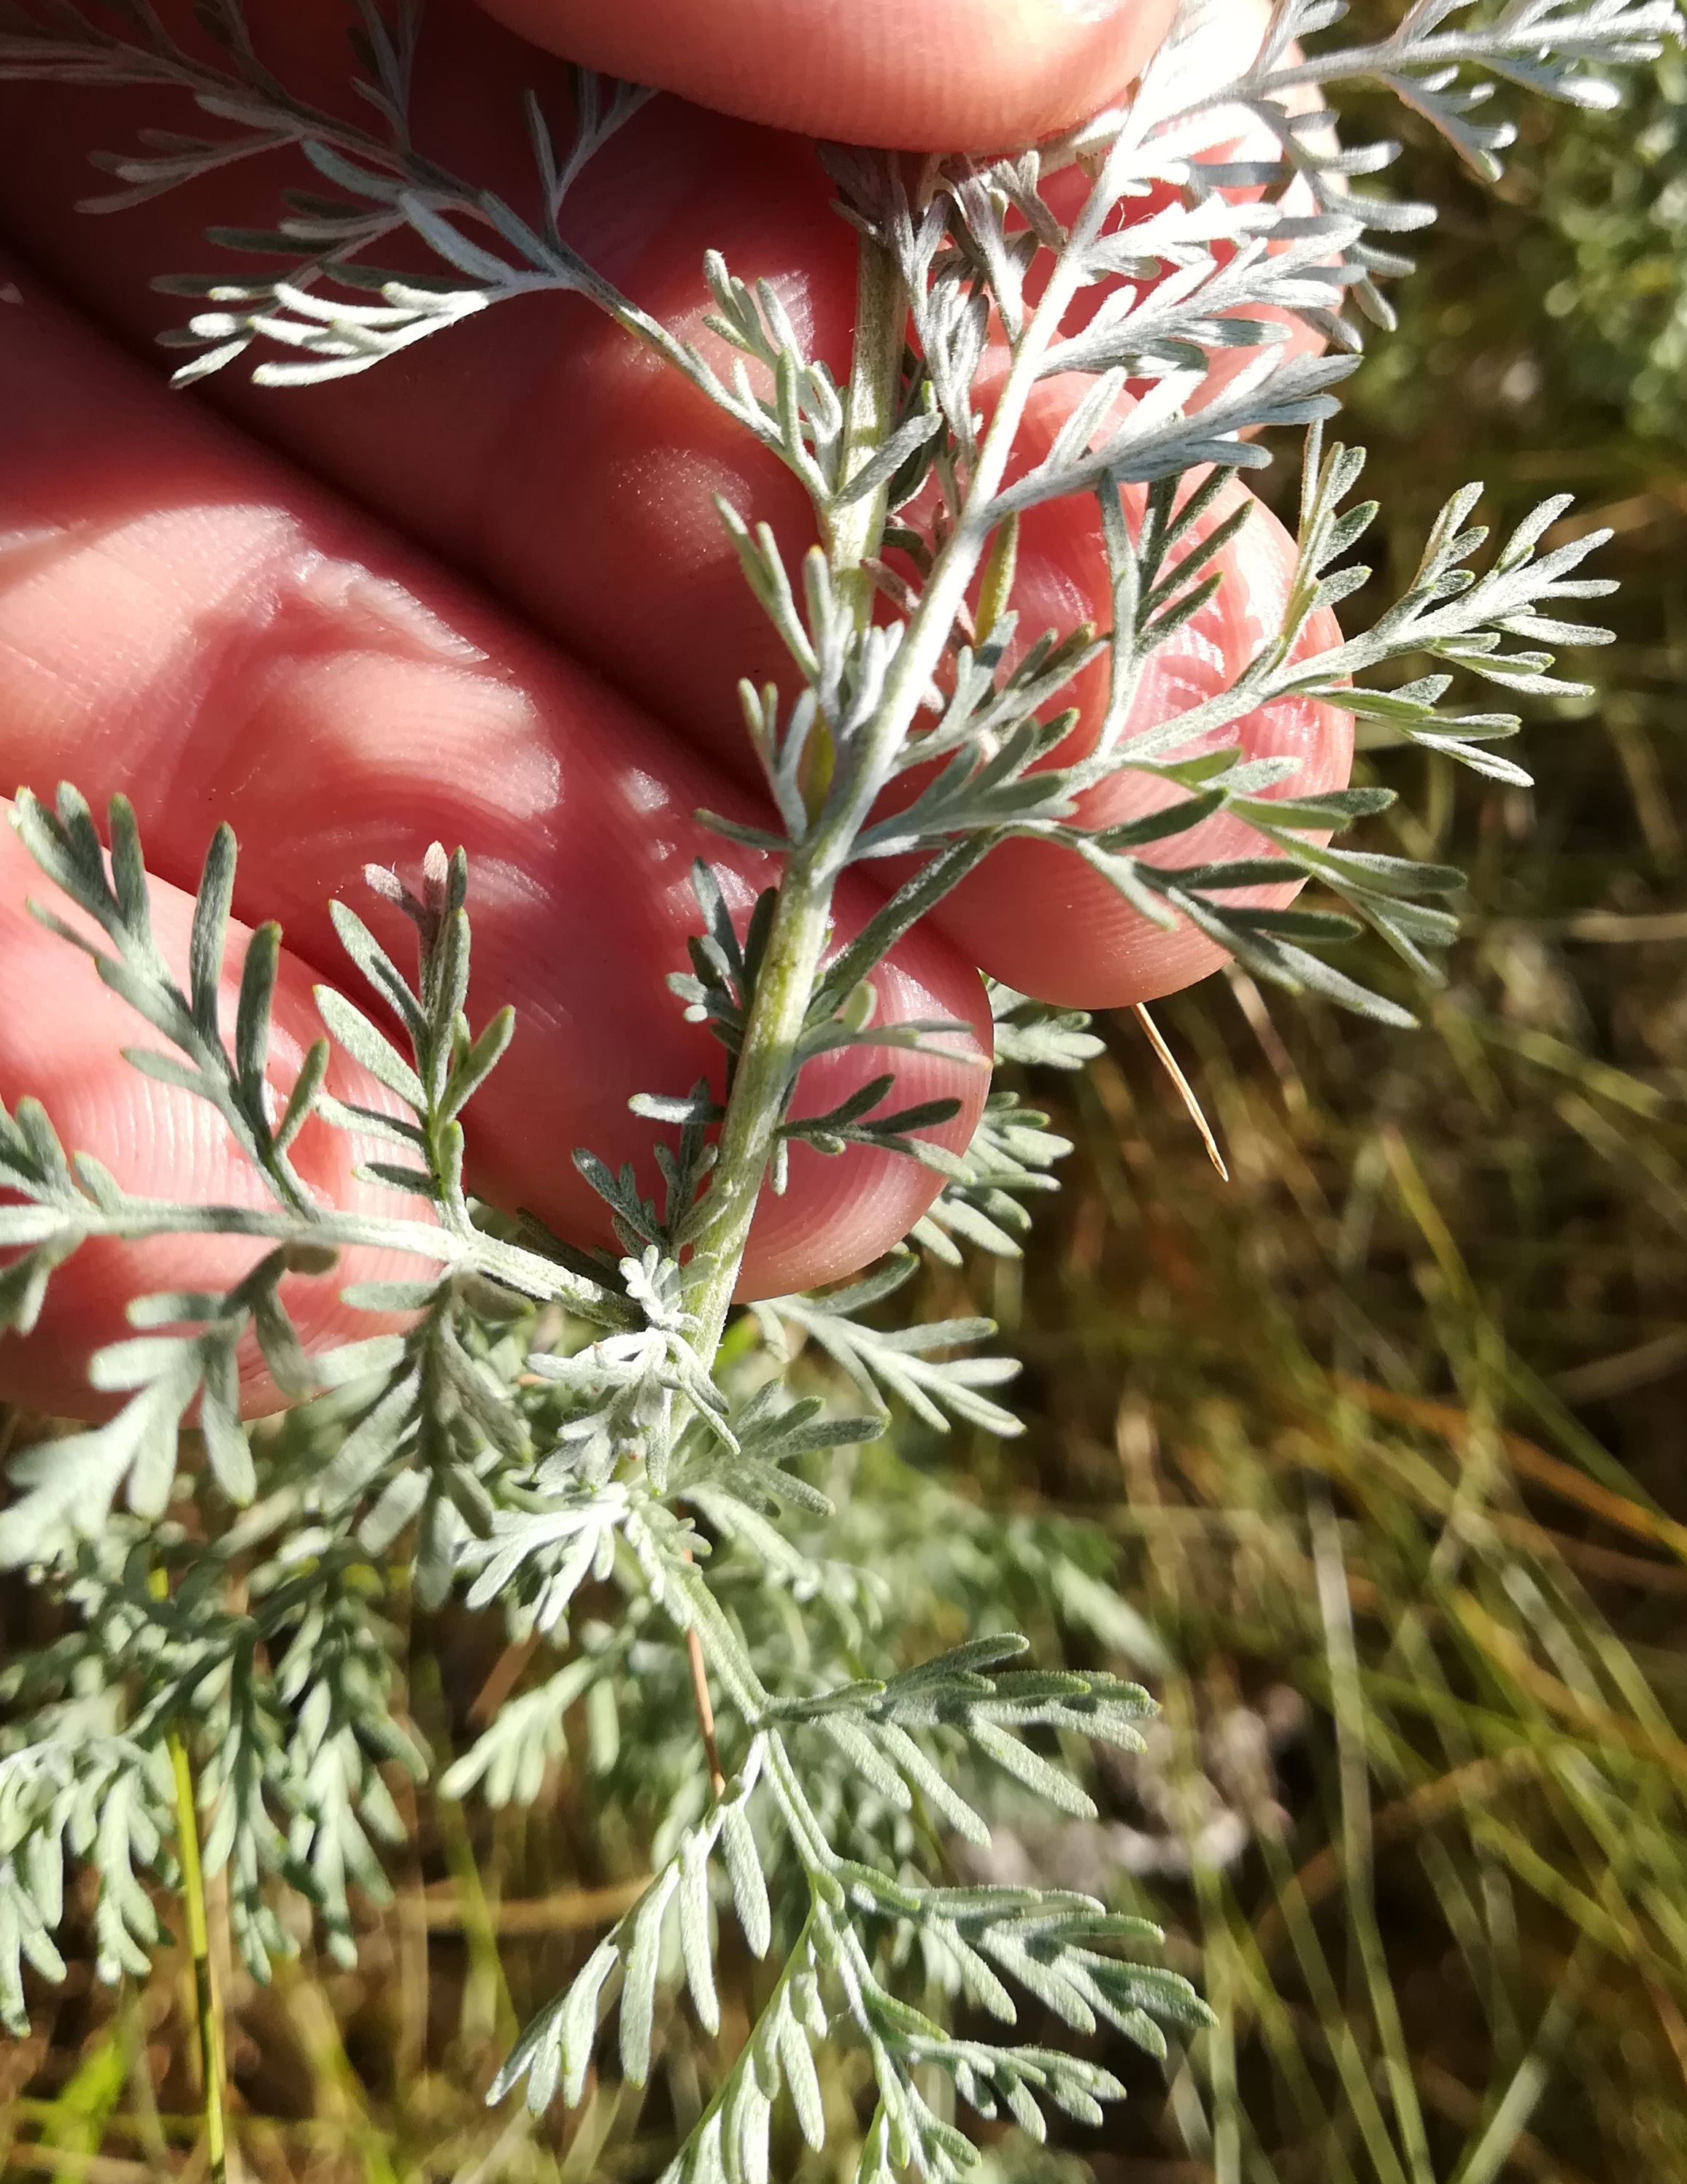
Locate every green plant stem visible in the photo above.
<box><xmin>829</xmin><ymin>234</ymin><xmax>906</xmax><ymax>627</ymax></box>
<box><xmin>149</xmin><ymin>1570</ymin><xmax>226</xmax><ymax>2184</ymax></box>
<box><xmin>679</xmin><ymin>231</ymin><xmax>908</xmax><ymax>1357</ymax></box>
<box><xmin>681</xmin><ymin>863</ymin><xmax>836</xmax><ymax>1357</ymax></box>
<box><xmin>678</xmin><ymin>162</ymin><xmax>1126</xmax><ymax>1355</ymax></box>
<box><xmin>673</xmin><ymin>165</ymin><xmax>1173</xmax><ymax>1837</ymax></box>
<box><xmin>817</xmin><ymin>116</ymin><xmax>1153</xmax><ymax>864</ymax></box>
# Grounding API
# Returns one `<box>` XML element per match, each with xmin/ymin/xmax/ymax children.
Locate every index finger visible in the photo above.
<box><xmin>473</xmin><ymin>0</ymin><xmax>1182</xmax><ymax>149</ymax></box>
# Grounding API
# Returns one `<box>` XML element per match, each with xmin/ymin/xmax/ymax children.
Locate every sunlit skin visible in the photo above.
<box><xmin>0</xmin><ymin>0</ymin><xmax>1352</xmax><ymax>1412</ymax></box>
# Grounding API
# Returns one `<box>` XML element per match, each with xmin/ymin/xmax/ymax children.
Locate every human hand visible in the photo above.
<box><xmin>0</xmin><ymin>0</ymin><xmax>1349</xmax><ymax>1413</ymax></box>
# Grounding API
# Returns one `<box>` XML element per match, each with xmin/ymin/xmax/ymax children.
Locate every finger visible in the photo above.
<box><xmin>0</xmin><ymin>809</ymin><xmax>423</xmax><ymax>1418</ymax></box>
<box><xmin>0</xmin><ymin>271</ymin><xmax>989</xmax><ymax>1304</ymax></box>
<box><xmin>0</xmin><ymin>0</ymin><xmax>849</xmax><ymax>784</ymax></box>
<box><xmin>937</xmin><ymin>496</ymin><xmax>1351</xmax><ymax>1008</ymax></box>
<box><xmin>0</xmin><ymin>0</ymin><xmax>1282</xmax><ymax>780</ymax></box>
<box><xmin>467</xmin><ymin>0</ymin><xmax>1182</xmax><ymax>150</ymax></box>
<box><xmin>888</xmin><ymin>382</ymin><xmax>1351</xmax><ymax>1005</ymax></box>
<box><xmin>0</xmin><ymin>0</ymin><xmax>1344</xmax><ymax>1008</ymax></box>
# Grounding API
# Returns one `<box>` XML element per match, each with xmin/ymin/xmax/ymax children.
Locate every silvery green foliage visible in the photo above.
<box><xmin>0</xmin><ymin>0</ymin><xmax>1678</xmax><ymax>2174</ymax></box>
<box><xmin>0</xmin><ymin>798</ymin><xmax>1188</xmax><ymax>2173</ymax></box>
<box><xmin>0</xmin><ymin>0</ymin><xmax>1650</xmax><ymax>1016</ymax></box>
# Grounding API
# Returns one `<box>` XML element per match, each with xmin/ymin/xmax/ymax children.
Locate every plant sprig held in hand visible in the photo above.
<box><xmin>0</xmin><ymin>0</ymin><xmax>1672</xmax><ymax>2175</ymax></box>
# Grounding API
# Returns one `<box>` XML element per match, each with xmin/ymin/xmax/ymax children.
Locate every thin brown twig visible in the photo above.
<box><xmin>1642</xmin><ymin>1970</ymin><xmax>1687</xmax><ymax>2092</ymax></box>
<box><xmin>0</xmin><ymin>2143</ymin><xmax>155</xmax><ymax>2184</ymax></box>
<box><xmin>1252</xmin><ymin>1753</ymin><xmax>1540</xmax><ymax>1961</ymax></box>
<box><xmin>673</xmin><ymin>1540</ymin><xmax>727</xmax><ymax>1798</ymax></box>
<box><xmin>418</xmin><ymin>1878</ymin><xmax>650</xmax><ymax>1933</ymax></box>
<box><xmin>1132</xmin><ymin>1003</ymin><xmax>1229</xmax><ymax>1180</ymax></box>
<box><xmin>466</xmin><ymin>1636</ymin><xmax>540</xmax><ymax>1728</ymax></box>
<box><xmin>686</xmin><ymin>1624</ymin><xmax>727</xmax><ymax>1800</ymax></box>
<box><xmin>1450</xmin><ymin>1587</ymin><xmax>1687</xmax><ymax>1779</ymax></box>
<box><xmin>1332</xmin><ymin>1374</ymin><xmax>1687</xmax><ymax>1564</ymax></box>
<box><xmin>1491</xmin><ymin>1518</ymin><xmax>1687</xmax><ymax>1592</ymax></box>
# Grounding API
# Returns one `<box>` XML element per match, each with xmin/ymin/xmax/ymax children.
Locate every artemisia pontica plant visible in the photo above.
<box><xmin>0</xmin><ymin>1</ymin><xmax>1674</xmax><ymax>2177</ymax></box>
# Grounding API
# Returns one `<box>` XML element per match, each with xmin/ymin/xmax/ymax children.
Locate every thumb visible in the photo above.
<box><xmin>471</xmin><ymin>0</ymin><xmax>1181</xmax><ymax>150</ymax></box>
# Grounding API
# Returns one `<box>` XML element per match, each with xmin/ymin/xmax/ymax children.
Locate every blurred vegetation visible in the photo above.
<box><xmin>8</xmin><ymin>36</ymin><xmax>1687</xmax><ymax>2184</ymax></box>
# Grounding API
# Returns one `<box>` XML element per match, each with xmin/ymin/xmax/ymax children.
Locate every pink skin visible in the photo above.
<box><xmin>468</xmin><ymin>0</ymin><xmax>1186</xmax><ymax>153</ymax></box>
<box><xmin>902</xmin><ymin>447</ymin><xmax>1349</xmax><ymax>1004</ymax></box>
<box><xmin>0</xmin><ymin>276</ymin><xmax>990</xmax><ymax>1364</ymax></box>
<box><xmin>881</xmin><ymin>278</ymin><xmax>1346</xmax><ymax>1000</ymax></box>
<box><xmin>0</xmin><ymin>0</ymin><xmax>1354</xmax><ymax>1415</ymax></box>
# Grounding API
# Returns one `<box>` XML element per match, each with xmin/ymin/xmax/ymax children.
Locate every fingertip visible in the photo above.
<box><xmin>472</xmin><ymin>0</ymin><xmax>1181</xmax><ymax>148</ymax></box>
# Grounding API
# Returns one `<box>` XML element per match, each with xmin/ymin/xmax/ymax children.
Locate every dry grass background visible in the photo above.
<box><xmin>7</xmin><ymin>35</ymin><xmax>1687</xmax><ymax>2184</ymax></box>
